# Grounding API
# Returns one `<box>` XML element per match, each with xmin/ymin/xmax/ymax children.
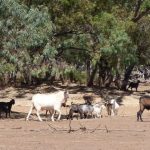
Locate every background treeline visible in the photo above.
<box><xmin>0</xmin><ymin>0</ymin><xmax>150</xmax><ymax>89</ymax></box>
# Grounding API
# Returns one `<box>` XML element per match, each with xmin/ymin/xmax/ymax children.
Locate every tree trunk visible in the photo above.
<box><xmin>87</xmin><ymin>62</ymin><xmax>98</xmax><ymax>87</ymax></box>
<box><xmin>114</xmin><ymin>73</ymin><xmax>121</xmax><ymax>90</ymax></box>
<box><xmin>105</xmin><ymin>74</ymin><xmax>113</xmax><ymax>88</ymax></box>
<box><xmin>86</xmin><ymin>59</ymin><xmax>91</xmax><ymax>85</ymax></box>
<box><xmin>121</xmin><ymin>64</ymin><xmax>135</xmax><ymax>91</ymax></box>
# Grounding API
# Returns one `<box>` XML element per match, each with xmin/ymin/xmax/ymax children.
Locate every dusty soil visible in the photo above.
<box><xmin>0</xmin><ymin>82</ymin><xmax>150</xmax><ymax>150</ymax></box>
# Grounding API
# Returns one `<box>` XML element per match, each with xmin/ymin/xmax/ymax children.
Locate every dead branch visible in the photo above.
<box><xmin>105</xmin><ymin>125</ymin><xmax>110</xmax><ymax>133</ymax></box>
<box><xmin>47</xmin><ymin>123</ymin><xmax>57</xmax><ymax>132</ymax></box>
<box><xmin>47</xmin><ymin>123</ymin><xmax>146</xmax><ymax>134</ymax></box>
<box><xmin>78</xmin><ymin>121</ymin><xmax>87</xmax><ymax>132</ymax></box>
<box><xmin>68</xmin><ymin>119</ymin><xmax>71</xmax><ymax>133</ymax></box>
<box><xmin>47</xmin><ymin>122</ymin><xmax>79</xmax><ymax>133</ymax></box>
<box><xmin>11</xmin><ymin>127</ymin><xmax>22</xmax><ymax>129</ymax></box>
<box><xmin>90</xmin><ymin>123</ymin><xmax>101</xmax><ymax>133</ymax></box>
<box><xmin>68</xmin><ymin>119</ymin><xmax>76</xmax><ymax>133</ymax></box>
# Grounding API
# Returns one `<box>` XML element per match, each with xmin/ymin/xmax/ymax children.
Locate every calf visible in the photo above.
<box><xmin>137</xmin><ymin>95</ymin><xmax>150</xmax><ymax>121</ymax></box>
<box><xmin>0</xmin><ymin>99</ymin><xmax>15</xmax><ymax>118</ymax></box>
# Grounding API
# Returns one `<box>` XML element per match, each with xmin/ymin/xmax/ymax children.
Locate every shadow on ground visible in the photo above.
<box><xmin>0</xmin><ymin>111</ymin><xmax>69</xmax><ymax>121</ymax></box>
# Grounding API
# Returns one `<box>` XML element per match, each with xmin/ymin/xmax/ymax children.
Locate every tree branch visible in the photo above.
<box><xmin>132</xmin><ymin>7</ymin><xmax>150</xmax><ymax>22</ymax></box>
<box><xmin>133</xmin><ymin>0</ymin><xmax>143</xmax><ymax>19</ymax></box>
<box><xmin>132</xmin><ymin>0</ymin><xmax>150</xmax><ymax>22</ymax></box>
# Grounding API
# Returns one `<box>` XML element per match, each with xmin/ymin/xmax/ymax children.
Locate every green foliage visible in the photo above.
<box><xmin>0</xmin><ymin>0</ymin><xmax>150</xmax><ymax>86</ymax></box>
<box><xmin>0</xmin><ymin>0</ymin><xmax>55</xmax><ymax>84</ymax></box>
<box><xmin>141</xmin><ymin>0</ymin><xmax>150</xmax><ymax>10</ymax></box>
<box><xmin>62</xmin><ymin>66</ymin><xmax>87</xmax><ymax>84</ymax></box>
<box><xmin>93</xmin><ymin>11</ymin><xmax>137</xmax><ymax>74</ymax></box>
<box><xmin>0</xmin><ymin>63</ymin><xmax>15</xmax><ymax>74</ymax></box>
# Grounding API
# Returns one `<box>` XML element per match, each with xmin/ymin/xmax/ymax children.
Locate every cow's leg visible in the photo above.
<box><xmin>56</xmin><ymin>109</ymin><xmax>61</xmax><ymax>120</ymax></box>
<box><xmin>79</xmin><ymin>110</ymin><xmax>84</xmax><ymax>119</ymax></box>
<box><xmin>139</xmin><ymin>105</ymin><xmax>145</xmax><ymax>121</ymax></box>
<box><xmin>136</xmin><ymin>87</ymin><xmax>137</xmax><ymax>92</ymax></box>
<box><xmin>139</xmin><ymin>110</ymin><xmax>144</xmax><ymax>122</ymax></box>
<box><xmin>106</xmin><ymin>106</ymin><xmax>109</xmax><ymax>115</ymax></box>
<box><xmin>137</xmin><ymin>110</ymin><xmax>140</xmax><ymax>121</ymax></box>
<box><xmin>45</xmin><ymin>110</ymin><xmax>48</xmax><ymax>118</ymax></box>
<box><xmin>111</xmin><ymin>109</ymin><xmax>115</xmax><ymax>116</ymax></box>
<box><xmin>137</xmin><ymin>110</ymin><xmax>143</xmax><ymax>121</ymax></box>
<box><xmin>45</xmin><ymin>110</ymin><xmax>52</xmax><ymax>121</ymax></box>
<box><xmin>90</xmin><ymin>111</ymin><xmax>94</xmax><ymax>118</ymax></box>
<box><xmin>52</xmin><ymin>108</ymin><xmax>61</xmax><ymax>121</ymax></box>
<box><xmin>107</xmin><ymin>105</ymin><xmax>112</xmax><ymax>116</ymax></box>
<box><xmin>127</xmin><ymin>85</ymin><xmax>130</xmax><ymax>91</ymax></box>
<box><xmin>51</xmin><ymin>114</ymin><xmax>55</xmax><ymax>121</ymax></box>
<box><xmin>84</xmin><ymin>112</ymin><xmax>87</xmax><ymax>119</ymax></box>
<box><xmin>26</xmin><ymin>105</ymin><xmax>34</xmax><ymax>121</ymax></box>
<box><xmin>5</xmin><ymin>110</ymin><xmax>8</xmax><ymax>118</ymax></box>
<box><xmin>51</xmin><ymin>110</ymin><xmax>55</xmax><ymax>122</ymax></box>
<box><xmin>137</xmin><ymin>108</ymin><xmax>144</xmax><ymax>122</ymax></box>
<box><xmin>9</xmin><ymin>109</ymin><xmax>11</xmax><ymax>118</ymax></box>
<box><xmin>76</xmin><ymin>114</ymin><xmax>79</xmax><ymax>120</ymax></box>
<box><xmin>79</xmin><ymin>112</ymin><xmax>82</xmax><ymax>119</ymax></box>
<box><xmin>36</xmin><ymin>109</ymin><xmax>43</xmax><ymax>122</ymax></box>
<box><xmin>36</xmin><ymin>111</ymin><xmax>42</xmax><ymax>121</ymax></box>
<box><xmin>96</xmin><ymin>112</ymin><xmax>100</xmax><ymax>118</ymax></box>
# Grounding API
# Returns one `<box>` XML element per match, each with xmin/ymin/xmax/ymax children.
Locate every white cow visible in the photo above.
<box><xmin>26</xmin><ymin>90</ymin><xmax>69</xmax><ymax>121</ymax></box>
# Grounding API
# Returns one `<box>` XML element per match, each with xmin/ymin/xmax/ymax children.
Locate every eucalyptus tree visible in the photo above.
<box><xmin>45</xmin><ymin>0</ymin><xmax>138</xmax><ymax>86</ymax></box>
<box><xmin>87</xmin><ymin>10</ymin><xmax>137</xmax><ymax>87</ymax></box>
<box><xmin>120</xmin><ymin>0</ymin><xmax>150</xmax><ymax>90</ymax></box>
<box><xmin>89</xmin><ymin>0</ymin><xmax>150</xmax><ymax>89</ymax></box>
<box><xmin>0</xmin><ymin>0</ymin><xmax>55</xmax><ymax>85</ymax></box>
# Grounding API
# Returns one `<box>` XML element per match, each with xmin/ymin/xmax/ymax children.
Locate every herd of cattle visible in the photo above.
<box><xmin>0</xmin><ymin>89</ymin><xmax>150</xmax><ymax>122</ymax></box>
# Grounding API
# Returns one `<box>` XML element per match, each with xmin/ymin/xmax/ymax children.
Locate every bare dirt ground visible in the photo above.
<box><xmin>0</xmin><ymin>81</ymin><xmax>150</xmax><ymax>150</ymax></box>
